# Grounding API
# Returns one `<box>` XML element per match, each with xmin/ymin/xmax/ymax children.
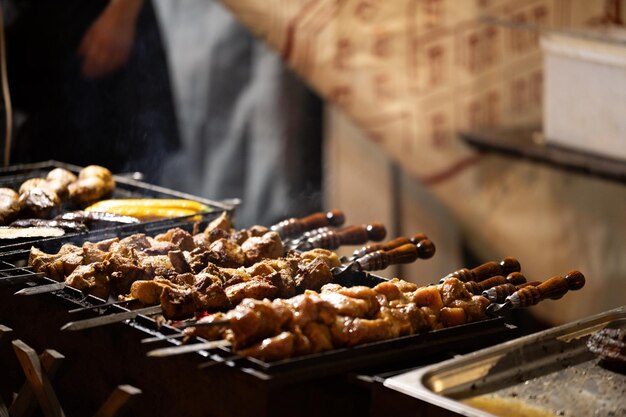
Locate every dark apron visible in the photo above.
<box><xmin>5</xmin><ymin>0</ymin><xmax>179</xmax><ymax>182</ymax></box>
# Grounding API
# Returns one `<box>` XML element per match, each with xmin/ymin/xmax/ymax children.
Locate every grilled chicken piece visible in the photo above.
<box><xmin>302</xmin><ymin>322</ymin><xmax>334</xmax><ymax>353</ymax></box>
<box><xmin>201</xmin><ymin>276</ymin><xmax>489</xmax><ymax>361</ymax></box>
<box><xmin>226</xmin><ymin>298</ymin><xmax>292</xmax><ymax>349</ymax></box>
<box><xmin>409</xmin><ymin>285</ymin><xmax>444</xmax><ymax>310</ymax></box>
<box><xmin>299</xmin><ymin>248</ymin><xmax>342</xmax><ymax>269</ymax></box>
<box><xmin>439</xmin><ymin>277</ymin><xmax>473</xmax><ymax>306</ymax></box>
<box><xmin>238</xmin><ymin>331</ymin><xmax>296</xmax><ymax>362</ymax></box>
<box><xmin>65</xmin><ymin>263</ymin><xmax>110</xmax><ymax>299</ymax></box>
<box><xmin>10</xmin><ymin>218</ymin><xmax>87</xmax><ymax>233</ymax></box>
<box><xmin>447</xmin><ymin>295</ymin><xmax>490</xmax><ymax>323</ymax></box>
<box><xmin>280</xmin><ymin>293</ymin><xmax>335</xmax><ymax>327</ymax></box>
<box><xmin>183</xmin><ymin>312</ymin><xmax>229</xmax><ymax>340</ymax></box>
<box><xmin>319</xmin><ymin>288</ymin><xmax>380</xmax><ymax>318</ymax></box>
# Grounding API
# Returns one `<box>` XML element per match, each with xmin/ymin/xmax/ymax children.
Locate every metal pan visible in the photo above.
<box><xmin>384</xmin><ymin>306</ymin><xmax>626</xmax><ymax>417</ymax></box>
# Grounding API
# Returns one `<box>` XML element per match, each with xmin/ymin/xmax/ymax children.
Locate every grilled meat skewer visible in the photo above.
<box><xmin>149</xmin><ymin>276</ymin><xmax>489</xmax><ymax>359</ymax></box>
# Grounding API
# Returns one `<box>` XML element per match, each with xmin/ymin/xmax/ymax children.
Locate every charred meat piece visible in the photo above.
<box><xmin>224</xmin><ymin>279</ymin><xmax>279</xmax><ymax>306</ymax></box>
<box><xmin>138</xmin><ymin>255</ymin><xmax>176</xmax><ymax>279</ymax></box>
<box><xmin>192</xmin><ymin>282</ymin><xmax>231</xmax><ymax>312</ymax></box>
<box><xmin>295</xmin><ymin>257</ymin><xmax>333</xmax><ymax>291</ymax></box>
<box><xmin>29</xmin><ymin>244</ymin><xmax>83</xmax><ymax>281</ymax></box>
<box><xmin>168</xmin><ymin>250</ymin><xmax>192</xmax><ymax>274</ymax></box>
<box><xmin>242</xmin><ymin>231</ymin><xmax>284</xmax><ymax>266</ymax></box>
<box><xmin>160</xmin><ymin>286</ymin><xmax>196</xmax><ymax>320</ymax></box>
<box><xmin>208</xmin><ymin>238</ymin><xmax>245</xmax><ymax>268</ymax></box>
<box><xmin>203</xmin><ymin>211</ymin><xmax>232</xmax><ymax>237</ymax></box>
<box><xmin>19</xmin><ymin>188</ymin><xmax>62</xmax><ymax>219</ymax></box>
<box><xmin>231</xmin><ymin>225</ymin><xmax>269</xmax><ymax>246</ymax></box>
<box><xmin>188</xmin><ymin>247</ymin><xmax>216</xmax><ymax>273</ymax></box>
<box><xmin>155</xmin><ymin>228</ymin><xmax>196</xmax><ymax>252</ymax></box>
<box><xmin>587</xmin><ymin>327</ymin><xmax>626</xmax><ymax>372</ymax></box>
<box><xmin>118</xmin><ymin>234</ymin><xmax>153</xmax><ymax>252</ymax></box>
<box><xmin>65</xmin><ymin>263</ymin><xmax>110</xmax><ymax>299</ymax></box>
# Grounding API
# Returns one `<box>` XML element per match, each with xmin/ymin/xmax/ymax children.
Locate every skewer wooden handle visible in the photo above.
<box><xmin>271</xmin><ymin>209</ymin><xmax>345</xmax><ymax>238</ymax></box>
<box><xmin>415</xmin><ymin>239</ymin><xmax>436</xmax><ymax>259</ymax></box>
<box><xmin>356</xmin><ymin>243</ymin><xmax>418</xmax><ymax>271</ymax></box>
<box><xmin>351</xmin><ymin>233</ymin><xmax>428</xmax><ymax>259</ymax></box>
<box><xmin>441</xmin><ymin>257</ymin><xmax>521</xmax><ymax>283</ymax></box>
<box><xmin>506</xmin><ymin>271</ymin><xmax>585</xmax><ymax>308</ymax></box>
<box><xmin>464</xmin><ymin>272</ymin><xmax>527</xmax><ymax>295</ymax></box>
<box><xmin>307</xmin><ymin>223</ymin><xmax>386</xmax><ymax>249</ymax></box>
<box><xmin>483</xmin><ymin>279</ymin><xmax>542</xmax><ymax>302</ymax></box>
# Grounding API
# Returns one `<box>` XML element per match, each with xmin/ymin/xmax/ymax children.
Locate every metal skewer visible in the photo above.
<box><xmin>0</xmin><ymin>265</ymin><xmax>34</xmax><ymax>273</ymax></box>
<box><xmin>198</xmin><ymin>355</ymin><xmax>242</xmax><ymax>369</ymax></box>
<box><xmin>68</xmin><ymin>298</ymin><xmax>135</xmax><ymax>314</ymax></box>
<box><xmin>0</xmin><ymin>272</ymin><xmax>47</xmax><ymax>286</ymax></box>
<box><xmin>146</xmin><ymin>340</ymin><xmax>231</xmax><ymax>358</ymax></box>
<box><xmin>60</xmin><ymin>305</ymin><xmax>163</xmax><ymax>331</ymax></box>
<box><xmin>14</xmin><ymin>281</ymin><xmax>65</xmax><ymax>295</ymax></box>
<box><xmin>140</xmin><ymin>333</ymin><xmax>186</xmax><ymax>344</ymax></box>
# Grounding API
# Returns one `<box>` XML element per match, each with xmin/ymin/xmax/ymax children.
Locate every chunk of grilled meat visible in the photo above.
<box><xmin>186</xmin><ymin>277</ymin><xmax>490</xmax><ymax>362</ymax></box>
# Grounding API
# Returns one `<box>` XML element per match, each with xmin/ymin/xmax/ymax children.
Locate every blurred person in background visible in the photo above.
<box><xmin>154</xmin><ymin>0</ymin><xmax>323</xmax><ymax>227</ymax></box>
<box><xmin>4</xmin><ymin>0</ymin><xmax>179</xmax><ymax>183</ymax></box>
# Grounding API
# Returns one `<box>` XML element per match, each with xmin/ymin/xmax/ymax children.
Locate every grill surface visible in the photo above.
<box><xmin>0</xmin><ymin>160</ymin><xmax>236</xmax><ymax>252</ymax></box>
<box><xmin>0</xmin><ymin>192</ymin><xmax>517</xmax><ymax>417</ymax></box>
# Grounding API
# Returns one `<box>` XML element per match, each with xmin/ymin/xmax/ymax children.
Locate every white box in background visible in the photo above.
<box><xmin>542</xmin><ymin>30</ymin><xmax>626</xmax><ymax>161</ymax></box>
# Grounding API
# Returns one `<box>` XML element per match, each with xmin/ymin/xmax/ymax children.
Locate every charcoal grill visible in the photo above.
<box><xmin>0</xmin><ymin>160</ymin><xmax>236</xmax><ymax>252</ymax></box>
<box><xmin>0</xmin><ymin>218</ymin><xmax>517</xmax><ymax>417</ymax></box>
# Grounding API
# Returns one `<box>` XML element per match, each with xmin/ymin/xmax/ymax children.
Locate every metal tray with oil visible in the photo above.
<box><xmin>384</xmin><ymin>306</ymin><xmax>626</xmax><ymax>417</ymax></box>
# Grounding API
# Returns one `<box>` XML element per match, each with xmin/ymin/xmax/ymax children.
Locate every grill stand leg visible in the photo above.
<box><xmin>11</xmin><ymin>340</ymin><xmax>66</xmax><ymax>417</ymax></box>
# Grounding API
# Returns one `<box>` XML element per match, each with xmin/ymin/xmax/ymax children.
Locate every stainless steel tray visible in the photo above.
<box><xmin>384</xmin><ymin>306</ymin><xmax>626</xmax><ymax>417</ymax></box>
